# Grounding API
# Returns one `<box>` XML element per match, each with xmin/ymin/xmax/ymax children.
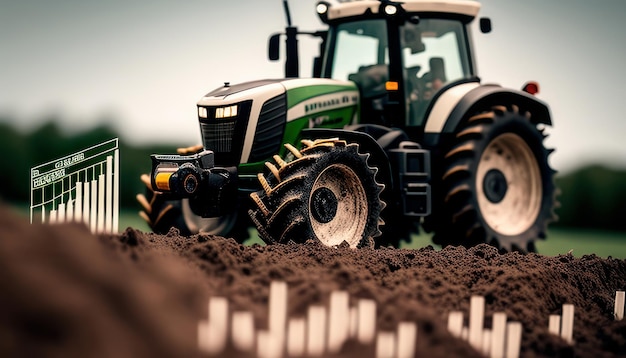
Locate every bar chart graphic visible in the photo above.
<box><xmin>30</xmin><ymin>138</ymin><xmax>120</xmax><ymax>234</ymax></box>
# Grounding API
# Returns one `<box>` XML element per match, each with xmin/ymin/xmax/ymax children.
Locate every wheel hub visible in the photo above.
<box><xmin>476</xmin><ymin>133</ymin><xmax>542</xmax><ymax>236</ymax></box>
<box><xmin>311</xmin><ymin>187</ymin><xmax>338</xmax><ymax>224</ymax></box>
<box><xmin>309</xmin><ymin>163</ymin><xmax>368</xmax><ymax>248</ymax></box>
<box><xmin>483</xmin><ymin>169</ymin><xmax>507</xmax><ymax>203</ymax></box>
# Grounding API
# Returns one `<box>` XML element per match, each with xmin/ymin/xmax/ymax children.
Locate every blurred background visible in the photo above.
<box><xmin>1</xmin><ymin>0</ymin><xmax>625</xmax><ymax>257</ymax></box>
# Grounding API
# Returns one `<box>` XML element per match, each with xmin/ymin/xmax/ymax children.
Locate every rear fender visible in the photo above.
<box><xmin>423</xmin><ymin>84</ymin><xmax>552</xmax><ymax>147</ymax></box>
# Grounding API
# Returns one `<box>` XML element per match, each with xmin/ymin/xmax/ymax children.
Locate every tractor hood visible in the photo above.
<box><xmin>196</xmin><ymin>78</ymin><xmax>360</xmax><ymax>165</ymax></box>
<box><xmin>198</xmin><ymin>78</ymin><xmax>359</xmax><ymax>122</ymax></box>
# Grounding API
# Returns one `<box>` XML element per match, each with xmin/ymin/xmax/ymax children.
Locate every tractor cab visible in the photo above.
<box><xmin>315</xmin><ymin>0</ymin><xmax>482</xmax><ymax>130</ymax></box>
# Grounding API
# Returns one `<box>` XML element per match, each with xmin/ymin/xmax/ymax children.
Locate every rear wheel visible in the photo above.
<box><xmin>432</xmin><ymin>105</ymin><xmax>557</xmax><ymax>252</ymax></box>
<box><xmin>248</xmin><ymin>139</ymin><xmax>385</xmax><ymax>248</ymax></box>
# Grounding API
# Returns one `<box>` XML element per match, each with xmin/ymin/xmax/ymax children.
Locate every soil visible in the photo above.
<box><xmin>1</xmin><ymin>204</ymin><xmax>625</xmax><ymax>358</ymax></box>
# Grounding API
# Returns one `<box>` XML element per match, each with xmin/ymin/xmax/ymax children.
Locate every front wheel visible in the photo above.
<box><xmin>248</xmin><ymin>139</ymin><xmax>385</xmax><ymax>248</ymax></box>
<box><xmin>432</xmin><ymin>104</ymin><xmax>557</xmax><ymax>252</ymax></box>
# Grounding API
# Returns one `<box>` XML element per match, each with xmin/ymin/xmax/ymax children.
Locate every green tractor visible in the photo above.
<box><xmin>138</xmin><ymin>0</ymin><xmax>557</xmax><ymax>252</ymax></box>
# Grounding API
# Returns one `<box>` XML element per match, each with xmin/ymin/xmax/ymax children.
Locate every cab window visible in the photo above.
<box><xmin>328</xmin><ymin>19</ymin><xmax>389</xmax><ymax>99</ymax></box>
<box><xmin>401</xmin><ymin>19</ymin><xmax>471</xmax><ymax>125</ymax></box>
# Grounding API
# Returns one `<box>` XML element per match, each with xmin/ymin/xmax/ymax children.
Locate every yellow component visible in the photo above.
<box><xmin>385</xmin><ymin>81</ymin><xmax>399</xmax><ymax>91</ymax></box>
<box><xmin>155</xmin><ymin>172</ymin><xmax>173</xmax><ymax>191</ymax></box>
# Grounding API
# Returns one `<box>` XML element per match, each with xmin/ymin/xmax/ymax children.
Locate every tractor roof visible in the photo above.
<box><xmin>322</xmin><ymin>0</ymin><xmax>481</xmax><ymax>21</ymax></box>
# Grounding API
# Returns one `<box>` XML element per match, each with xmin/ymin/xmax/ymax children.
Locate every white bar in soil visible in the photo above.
<box><xmin>447</xmin><ymin>311</ymin><xmax>464</xmax><ymax>338</ymax></box>
<box><xmin>198</xmin><ymin>319</ymin><xmax>228</xmax><ymax>355</ymax></box>
<box><xmin>40</xmin><ymin>205</ymin><xmax>45</xmax><ymax>224</ymax></box>
<box><xmin>327</xmin><ymin>290</ymin><xmax>350</xmax><ymax>353</ymax></box>
<box><xmin>287</xmin><ymin>318</ymin><xmax>306</xmax><ymax>357</ymax></box>
<box><xmin>269</xmin><ymin>281</ymin><xmax>287</xmax><ymax>343</ymax></box>
<box><xmin>112</xmin><ymin>149</ymin><xmax>120</xmax><ymax>233</ymax></box>
<box><xmin>74</xmin><ymin>184</ymin><xmax>82</xmax><ymax>223</ymax></box>
<box><xmin>461</xmin><ymin>326</ymin><xmax>469</xmax><ymax>341</ymax></box>
<box><xmin>505</xmin><ymin>322</ymin><xmax>522</xmax><ymax>358</ymax></box>
<box><xmin>90</xmin><ymin>180</ymin><xmax>97</xmax><ymax>233</ymax></box>
<box><xmin>357</xmin><ymin>299</ymin><xmax>377</xmax><ymax>344</ymax></box>
<box><xmin>257</xmin><ymin>330</ymin><xmax>283</xmax><ymax>358</ymax></box>
<box><xmin>490</xmin><ymin>312</ymin><xmax>507</xmax><ymax>358</ymax></box>
<box><xmin>348</xmin><ymin>306</ymin><xmax>359</xmax><ymax>339</ymax></box>
<box><xmin>58</xmin><ymin>203</ymin><xmax>66</xmax><ymax>223</ymax></box>
<box><xmin>97</xmin><ymin>174</ymin><xmax>105</xmax><ymax>233</ymax></box>
<box><xmin>49</xmin><ymin>209</ymin><xmax>58</xmax><ymax>224</ymax></box>
<box><xmin>548</xmin><ymin>315</ymin><xmax>561</xmax><ymax>336</ymax></box>
<box><xmin>197</xmin><ymin>319</ymin><xmax>210</xmax><ymax>353</ymax></box>
<box><xmin>375</xmin><ymin>331</ymin><xmax>395</xmax><ymax>358</ymax></box>
<box><xmin>396</xmin><ymin>322</ymin><xmax>417</xmax><ymax>358</ymax></box>
<box><xmin>208</xmin><ymin>297</ymin><xmax>229</xmax><ymax>353</ymax></box>
<box><xmin>615</xmin><ymin>291</ymin><xmax>625</xmax><ymax>320</ymax></box>
<box><xmin>481</xmin><ymin>328</ymin><xmax>492</xmax><ymax>356</ymax></box>
<box><xmin>232</xmin><ymin>311</ymin><xmax>255</xmax><ymax>352</ymax></box>
<box><xmin>560</xmin><ymin>304</ymin><xmax>574</xmax><ymax>345</ymax></box>
<box><xmin>469</xmin><ymin>296</ymin><xmax>485</xmax><ymax>350</ymax></box>
<box><xmin>307</xmin><ymin>305</ymin><xmax>327</xmax><ymax>356</ymax></box>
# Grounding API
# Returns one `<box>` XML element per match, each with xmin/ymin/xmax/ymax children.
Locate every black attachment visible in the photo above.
<box><xmin>150</xmin><ymin>150</ymin><xmax>238</xmax><ymax>217</ymax></box>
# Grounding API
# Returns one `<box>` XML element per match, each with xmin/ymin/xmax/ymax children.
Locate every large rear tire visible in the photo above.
<box><xmin>248</xmin><ymin>139</ymin><xmax>385</xmax><ymax>248</ymax></box>
<box><xmin>432</xmin><ymin>104</ymin><xmax>557</xmax><ymax>252</ymax></box>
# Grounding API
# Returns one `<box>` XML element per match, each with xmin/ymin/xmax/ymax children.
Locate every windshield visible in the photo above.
<box><xmin>328</xmin><ymin>19</ymin><xmax>389</xmax><ymax>98</ymax></box>
<box><xmin>324</xmin><ymin>17</ymin><xmax>472</xmax><ymax>126</ymax></box>
<box><xmin>402</xmin><ymin>19</ymin><xmax>472</xmax><ymax>124</ymax></box>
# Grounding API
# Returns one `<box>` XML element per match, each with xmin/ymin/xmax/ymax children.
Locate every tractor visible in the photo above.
<box><xmin>138</xmin><ymin>0</ymin><xmax>558</xmax><ymax>252</ymax></box>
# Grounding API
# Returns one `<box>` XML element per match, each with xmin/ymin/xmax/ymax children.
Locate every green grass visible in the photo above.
<box><xmin>119</xmin><ymin>209</ymin><xmax>150</xmax><ymax>232</ymax></box>
<box><xmin>9</xmin><ymin>204</ymin><xmax>626</xmax><ymax>259</ymax></box>
<box><xmin>535</xmin><ymin>227</ymin><xmax>626</xmax><ymax>259</ymax></box>
<box><xmin>401</xmin><ymin>227</ymin><xmax>626</xmax><ymax>259</ymax></box>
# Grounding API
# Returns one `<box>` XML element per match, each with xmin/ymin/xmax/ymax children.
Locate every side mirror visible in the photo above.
<box><xmin>269</xmin><ymin>33</ymin><xmax>281</xmax><ymax>61</ymax></box>
<box><xmin>479</xmin><ymin>17</ymin><xmax>492</xmax><ymax>33</ymax></box>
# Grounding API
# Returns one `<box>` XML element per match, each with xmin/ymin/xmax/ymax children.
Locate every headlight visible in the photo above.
<box><xmin>384</xmin><ymin>4</ymin><xmax>397</xmax><ymax>15</ymax></box>
<box><xmin>216</xmin><ymin>104</ymin><xmax>238</xmax><ymax>119</ymax></box>
<box><xmin>198</xmin><ymin>107</ymin><xmax>208</xmax><ymax>119</ymax></box>
<box><xmin>316</xmin><ymin>3</ymin><xmax>328</xmax><ymax>15</ymax></box>
<box><xmin>316</xmin><ymin>1</ymin><xmax>330</xmax><ymax>23</ymax></box>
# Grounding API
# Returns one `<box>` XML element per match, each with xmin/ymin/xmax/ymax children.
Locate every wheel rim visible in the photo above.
<box><xmin>309</xmin><ymin>164</ymin><xmax>368</xmax><ymax>247</ymax></box>
<box><xmin>476</xmin><ymin>133</ymin><xmax>542</xmax><ymax>236</ymax></box>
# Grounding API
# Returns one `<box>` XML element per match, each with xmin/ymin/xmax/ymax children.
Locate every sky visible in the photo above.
<box><xmin>1</xmin><ymin>0</ymin><xmax>625</xmax><ymax>174</ymax></box>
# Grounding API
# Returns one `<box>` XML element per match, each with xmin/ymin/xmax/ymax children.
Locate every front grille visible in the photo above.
<box><xmin>198</xmin><ymin>100</ymin><xmax>252</xmax><ymax>166</ymax></box>
<box><xmin>200</xmin><ymin>120</ymin><xmax>236</xmax><ymax>153</ymax></box>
